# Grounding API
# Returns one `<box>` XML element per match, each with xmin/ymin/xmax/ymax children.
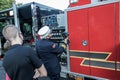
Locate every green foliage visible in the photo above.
<box><xmin>0</xmin><ymin>0</ymin><xmax>15</xmax><ymax>10</ymax></box>
<box><xmin>0</xmin><ymin>22</ymin><xmax>7</xmax><ymax>34</ymax></box>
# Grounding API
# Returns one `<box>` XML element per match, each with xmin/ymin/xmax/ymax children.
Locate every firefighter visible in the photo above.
<box><xmin>36</xmin><ymin>26</ymin><xmax>68</xmax><ymax>80</ymax></box>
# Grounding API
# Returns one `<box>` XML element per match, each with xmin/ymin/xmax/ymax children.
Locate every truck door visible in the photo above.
<box><xmin>88</xmin><ymin>3</ymin><xmax>119</xmax><ymax>79</ymax></box>
<box><xmin>88</xmin><ymin>3</ymin><xmax>115</xmax><ymax>79</ymax></box>
<box><xmin>67</xmin><ymin>9</ymin><xmax>90</xmax><ymax>75</ymax></box>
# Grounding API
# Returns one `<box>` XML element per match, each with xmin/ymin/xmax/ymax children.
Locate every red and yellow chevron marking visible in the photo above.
<box><xmin>70</xmin><ymin>50</ymin><xmax>120</xmax><ymax>71</ymax></box>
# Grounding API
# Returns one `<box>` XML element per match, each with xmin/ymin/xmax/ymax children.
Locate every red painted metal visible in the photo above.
<box><xmin>67</xmin><ymin>1</ymin><xmax>120</xmax><ymax>80</ymax></box>
<box><xmin>68</xmin><ymin>9</ymin><xmax>89</xmax><ymax>51</ymax></box>
<box><xmin>89</xmin><ymin>4</ymin><xmax>115</xmax><ymax>60</ymax></box>
<box><xmin>69</xmin><ymin>0</ymin><xmax>91</xmax><ymax>7</ymax></box>
<box><xmin>70</xmin><ymin>57</ymin><xmax>90</xmax><ymax>75</ymax></box>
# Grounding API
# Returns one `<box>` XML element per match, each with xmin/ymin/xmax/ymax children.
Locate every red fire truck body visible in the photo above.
<box><xmin>65</xmin><ymin>0</ymin><xmax>120</xmax><ymax>80</ymax></box>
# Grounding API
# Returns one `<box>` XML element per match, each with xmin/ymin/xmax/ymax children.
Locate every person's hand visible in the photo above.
<box><xmin>64</xmin><ymin>37</ymin><xmax>70</xmax><ymax>45</ymax></box>
<box><xmin>64</xmin><ymin>37</ymin><xmax>68</xmax><ymax>44</ymax></box>
<box><xmin>33</xmin><ymin>69</ymin><xmax>40</xmax><ymax>79</ymax></box>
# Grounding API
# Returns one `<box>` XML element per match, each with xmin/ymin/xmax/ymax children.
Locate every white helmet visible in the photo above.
<box><xmin>38</xmin><ymin>26</ymin><xmax>51</xmax><ymax>39</ymax></box>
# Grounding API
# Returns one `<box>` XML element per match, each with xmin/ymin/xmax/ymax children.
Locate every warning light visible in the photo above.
<box><xmin>76</xmin><ymin>76</ymin><xmax>83</xmax><ymax>80</ymax></box>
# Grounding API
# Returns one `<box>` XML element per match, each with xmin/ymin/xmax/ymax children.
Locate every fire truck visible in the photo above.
<box><xmin>0</xmin><ymin>2</ymin><xmax>65</xmax><ymax>58</ymax></box>
<box><xmin>62</xmin><ymin>0</ymin><xmax>120</xmax><ymax>80</ymax></box>
<box><xmin>0</xmin><ymin>0</ymin><xmax>120</xmax><ymax>80</ymax></box>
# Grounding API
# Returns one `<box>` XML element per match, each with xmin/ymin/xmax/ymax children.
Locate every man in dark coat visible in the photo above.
<box><xmin>36</xmin><ymin>26</ymin><xmax>68</xmax><ymax>80</ymax></box>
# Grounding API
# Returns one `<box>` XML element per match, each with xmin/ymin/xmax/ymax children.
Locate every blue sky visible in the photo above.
<box><xmin>16</xmin><ymin>0</ymin><xmax>69</xmax><ymax>10</ymax></box>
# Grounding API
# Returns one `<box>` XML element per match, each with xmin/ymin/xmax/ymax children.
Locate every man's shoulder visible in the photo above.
<box><xmin>22</xmin><ymin>45</ymin><xmax>32</xmax><ymax>49</ymax></box>
<box><xmin>21</xmin><ymin>45</ymin><xmax>34</xmax><ymax>51</ymax></box>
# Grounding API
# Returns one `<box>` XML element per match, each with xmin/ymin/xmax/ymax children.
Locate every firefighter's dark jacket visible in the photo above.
<box><xmin>36</xmin><ymin>39</ymin><xmax>65</xmax><ymax>75</ymax></box>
